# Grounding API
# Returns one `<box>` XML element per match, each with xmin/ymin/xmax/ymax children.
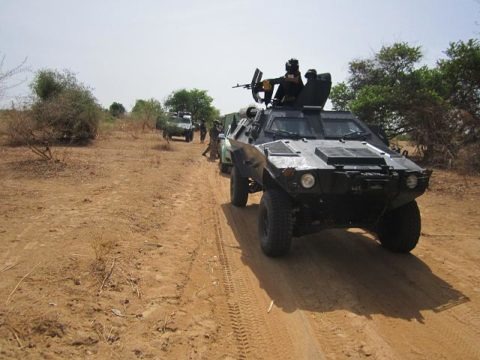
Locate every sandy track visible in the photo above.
<box><xmin>1</xmin><ymin>133</ymin><xmax>479</xmax><ymax>359</ymax></box>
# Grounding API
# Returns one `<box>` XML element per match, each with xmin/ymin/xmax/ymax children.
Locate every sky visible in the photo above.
<box><xmin>0</xmin><ymin>0</ymin><xmax>479</xmax><ymax>114</ymax></box>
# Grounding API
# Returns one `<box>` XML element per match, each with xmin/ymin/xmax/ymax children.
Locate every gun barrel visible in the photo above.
<box><xmin>232</xmin><ymin>83</ymin><xmax>252</xmax><ymax>89</ymax></box>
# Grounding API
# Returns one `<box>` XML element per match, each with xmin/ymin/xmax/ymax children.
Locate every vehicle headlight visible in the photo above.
<box><xmin>406</xmin><ymin>174</ymin><xmax>418</xmax><ymax>189</ymax></box>
<box><xmin>300</xmin><ymin>173</ymin><xmax>316</xmax><ymax>189</ymax></box>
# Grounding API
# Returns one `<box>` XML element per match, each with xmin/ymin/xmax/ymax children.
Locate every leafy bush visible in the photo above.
<box><xmin>330</xmin><ymin>39</ymin><xmax>480</xmax><ymax>169</ymax></box>
<box><xmin>30</xmin><ymin>69</ymin><xmax>100</xmax><ymax>143</ymax></box>
<box><xmin>31</xmin><ymin>69</ymin><xmax>69</xmax><ymax>100</ymax></box>
<box><xmin>131</xmin><ymin>98</ymin><xmax>164</xmax><ymax>131</ymax></box>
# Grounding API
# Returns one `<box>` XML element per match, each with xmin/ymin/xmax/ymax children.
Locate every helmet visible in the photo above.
<box><xmin>305</xmin><ymin>69</ymin><xmax>317</xmax><ymax>80</ymax></box>
<box><xmin>285</xmin><ymin>58</ymin><xmax>299</xmax><ymax>74</ymax></box>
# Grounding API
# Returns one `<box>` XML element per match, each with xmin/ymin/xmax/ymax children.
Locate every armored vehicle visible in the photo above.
<box><xmin>160</xmin><ymin>112</ymin><xmax>194</xmax><ymax>142</ymax></box>
<box><xmin>229</xmin><ymin>68</ymin><xmax>431</xmax><ymax>257</ymax></box>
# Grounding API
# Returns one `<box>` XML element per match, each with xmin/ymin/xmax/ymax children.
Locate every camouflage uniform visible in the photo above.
<box><xmin>209</xmin><ymin>124</ymin><xmax>221</xmax><ymax>160</ymax></box>
<box><xmin>202</xmin><ymin>122</ymin><xmax>221</xmax><ymax>160</ymax></box>
<box><xmin>199</xmin><ymin>120</ymin><xmax>207</xmax><ymax>143</ymax></box>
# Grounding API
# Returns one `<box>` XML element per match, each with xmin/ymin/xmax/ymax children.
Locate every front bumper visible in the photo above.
<box><xmin>167</xmin><ymin>128</ymin><xmax>191</xmax><ymax>137</ymax></box>
<box><xmin>275</xmin><ymin>167</ymin><xmax>431</xmax><ymax>210</ymax></box>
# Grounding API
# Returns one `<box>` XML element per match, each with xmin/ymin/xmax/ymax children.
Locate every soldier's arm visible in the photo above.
<box><xmin>254</xmin><ymin>77</ymin><xmax>283</xmax><ymax>92</ymax></box>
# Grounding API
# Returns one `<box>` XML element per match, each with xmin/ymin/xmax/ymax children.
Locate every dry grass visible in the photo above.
<box><xmin>153</xmin><ymin>142</ymin><xmax>173</xmax><ymax>152</ymax></box>
<box><xmin>150</xmin><ymin>154</ymin><xmax>162</xmax><ymax>167</ymax></box>
<box><xmin>88</xmin><ymin>233</ymin><xmax>142</xmax><ymax>297</ymax></box>
<box><xmin>92</xmin><ymin>320</ymin><xmax>120</xmax><ymax>344</ymax></box>
<box><xmin>96</xmin><ymin>120</ymin><xmax>116</xmax><ymax>140</ymax></box>
<box><xmin>455</xmin><ymin>143</ymin><xmax>480</xmax><ymax>175</ymax></box>
<box><xmin>90</xmin><ymin>233</ymin><xmax>117</xmax><ymax>279</ymax></box>
<box><xmin>110</xmin><ymin>119</ymin><xmax>154</xmax><ymax>139</ymax></box>
<box><xmin>1</xmin><ymin>110</ymin><xmax>64</xmax><ymax>162</ymax></box>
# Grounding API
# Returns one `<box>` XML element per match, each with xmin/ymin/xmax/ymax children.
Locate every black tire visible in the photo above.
<box><xmin>377</xmin><ymin>200</ymin><xmax>421</xmax><ymax>253</ymax></box>
<box><xmin>185</xmin><ymin>133</ymin><xmax>191</xmax><ymax>142</ymax></box>
<box><xmin>220</xmin><ymin>161</ymin><xmax>230</xmax><ymax>174</ymax></box>
<box><xmin>258</xmin><ymin>189</ymin><xmax>293</xmax><ymax>257</ymax></box>
<box><xmin>230</xmin><ymin>166</ymin><xmax>248</xmax><ymax>207</ymax></box>
<box><xmin>190</xmin><ymin>132</ymin><xmax>194</xmax><ymax>142</ymax></box>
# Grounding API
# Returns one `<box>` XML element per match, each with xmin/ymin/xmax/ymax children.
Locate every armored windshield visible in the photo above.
<box><xmin>321</xmin><ymin>118</ymin><xmax>367</xmax><ymax>139</ymax></box>
<box><xmin>170</xmin><ymin>117</ymin><xmax>191</xmax><ymax>124</ymax></box>
<box><xmin>267</xmin><ymin>117</ymin><xmax>316</xmax><ymax>139</ymax></box>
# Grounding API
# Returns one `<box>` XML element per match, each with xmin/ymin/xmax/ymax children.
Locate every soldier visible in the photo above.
<box><xmin>254</xmin><ymin>58</ymin><xmax>304</xmax><ymax>106</ymax></box>
<box><xmin>274</xmin><ymin>58</ymin><xmax>304</xmax><ymax>105</ymax></box>
<box><xmin>202</xmin><ymin>120</ymin><xmax>221</xmax><ymax>160</ymax></box>
<box><xmin>199</xmin><ymin>119</ymin><xmax>207</xmax><ymax>143</ymax></box>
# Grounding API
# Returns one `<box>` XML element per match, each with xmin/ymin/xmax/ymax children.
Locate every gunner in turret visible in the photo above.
<box><xmin>255</xmin><ymin>58</ymin><xmax>304</xmax><ymax>106</ymax></box>
<box><xmin>273</xmin><ymin>58</ymin><xmax>304</xmax><ymax>105</ymax></box>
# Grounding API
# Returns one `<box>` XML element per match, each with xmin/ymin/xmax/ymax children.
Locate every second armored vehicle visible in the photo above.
<box><xmin>160</xmin><ymin>112</ymin><xmax>194</xmax><ymax>142</ymax></box>
<box><xmin>229</xmin><ymin>68</ymin><xmax>431</xmax><ymax>257</ymax></box>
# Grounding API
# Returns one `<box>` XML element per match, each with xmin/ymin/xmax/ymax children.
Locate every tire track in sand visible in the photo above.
<box><xmin>205</xmin><ymin>163</ymin><xmax>321</xmax><ymax>360</ymax></box>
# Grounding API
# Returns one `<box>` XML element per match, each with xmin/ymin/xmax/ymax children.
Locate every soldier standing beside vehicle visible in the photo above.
<box><xmin>199</xmin><ymin>119</ymin><xmax>207</xmax><ymax>143</ymax></box>
<box><xmin>202</xmin><ymin>120</ymin><xmax>221</xmax><ymax>160</ymax></box>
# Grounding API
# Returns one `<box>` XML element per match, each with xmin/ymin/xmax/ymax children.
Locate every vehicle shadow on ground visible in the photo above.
<box><xmin>221</xmin><ymin>203</ymin><xmax>469</xmax><ymax>322</ymax></box>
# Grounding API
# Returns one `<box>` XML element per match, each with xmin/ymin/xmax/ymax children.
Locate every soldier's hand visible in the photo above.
<box><xmin>262</xmin><ymin>80</ymin><xmax>272</xmax><ymax>91</ymax></box>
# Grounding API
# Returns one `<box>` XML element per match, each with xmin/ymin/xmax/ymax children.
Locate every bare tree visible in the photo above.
<box><xmin>0</xmin><ymin>54</ymin><xmax>29</xmax><ymax>101</ymax></box>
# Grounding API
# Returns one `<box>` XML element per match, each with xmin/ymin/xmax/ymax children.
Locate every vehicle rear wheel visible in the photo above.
<box><xmin>185</xmin><ymin>133</ymin><xmax>191</xmax><ymax>142</ymax></box>
<box><xmin>258</xmin><ymin>189</ymin><xmax>293</xmax><ymax>257</ymax></box>
<box><xmin>230</xmin><ymin>167</ymin><xmax>248</xmax><ymax>207</ymax></box>
<box><xmin>377</xmin><ymin>200</ymin><xmax>421</xmax><ymax>253</ymax></box>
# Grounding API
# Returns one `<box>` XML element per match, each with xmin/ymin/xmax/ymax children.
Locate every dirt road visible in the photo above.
<box><xmin>1</xmin><ymin>132</ymin><xmax>479</xmax><ymax>359</ymax></box>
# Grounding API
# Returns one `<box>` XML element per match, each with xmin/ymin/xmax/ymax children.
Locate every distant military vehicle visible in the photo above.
<box><xmin>158</xmin><ymin>112</ymin><xmax>194</xmax><ymax>142</ymax></box>
<box><xmin>229</xmin><ymin>68</ymin><xmax>431</xmax><ymax>257</ymax></box>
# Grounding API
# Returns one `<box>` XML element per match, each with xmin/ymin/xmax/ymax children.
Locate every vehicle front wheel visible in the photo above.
<box><xmin>230</xmin><ymin>167</ymin><xmax>248</xmax><ymax>207</ymax></box>
<box><xmin>219</xmin><ymin>160</ymin><xmax>230</xmax><ymax>174</ymax></box>
<box><xmin>377</xmin><ymin>200</ymin><xmax>421</xmax><ymax>253</ymax></box>
<box><xmin>258</xmin><ymin>189</ymin><xmax>293</xmax><ymax>257</ymax></box>
<box><xmin>220</xmin><ymin>163</ymin><xmax>230</xmax><ymax>174</ymax></box>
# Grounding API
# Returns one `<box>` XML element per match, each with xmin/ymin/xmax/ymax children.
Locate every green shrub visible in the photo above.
<box><xmin>31</xmin><ymin>69</ymin><xmax>100</xmax><ymax>143</ymax></box>
<box><xmin>131</xmin><ymin>98</ymin><xmax>164</xmax><ymax>131</ymax></box>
